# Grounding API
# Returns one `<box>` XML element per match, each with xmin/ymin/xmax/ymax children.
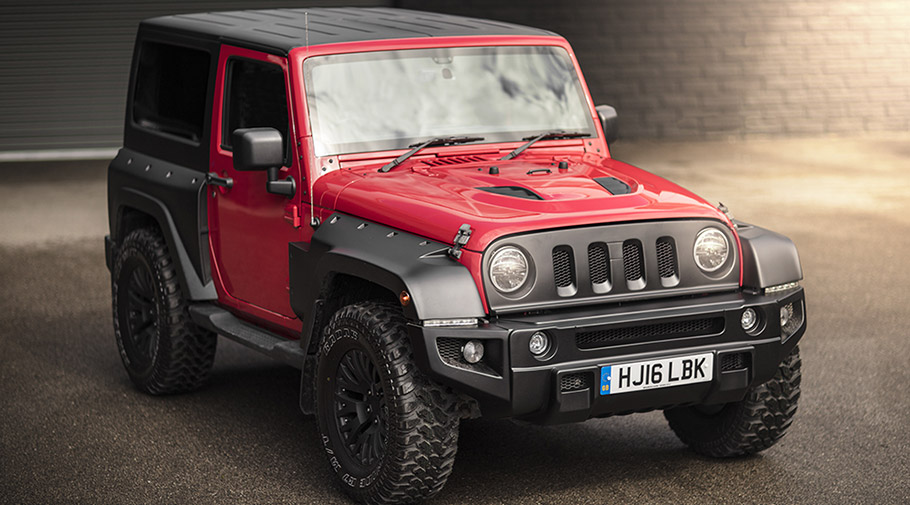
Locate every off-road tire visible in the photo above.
<box><xmin>664</xmin><ymin>346</ymin><xmax>801</xmax><ymax>458</ymax></box>
<box><xmin>315</xmin><ymin>302</ymin><xmax>460</xmax><ymax>505</ymax></box>
<box><xmin>112</xmin><ymin>227</ymin><xmax>216</xmax><ymax>394</ymax></box>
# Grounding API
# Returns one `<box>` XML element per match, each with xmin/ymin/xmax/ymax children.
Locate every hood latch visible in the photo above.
<box><xmin>448</xmin><ymin>224</ymin><xmax>472</xmax><ymax>259</ymax></box>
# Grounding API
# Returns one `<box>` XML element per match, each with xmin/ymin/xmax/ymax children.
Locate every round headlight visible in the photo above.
<box><xmin>489</xmin><ymin>246</ymin><xmax>529</xmax><ymax>293</ymax></box>
<box><xmin>693</xmin><ymin>228</ymin><xmax>729</xmax><ymax>273</ymax></box>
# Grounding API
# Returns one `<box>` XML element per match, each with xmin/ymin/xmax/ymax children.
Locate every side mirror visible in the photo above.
<box><xmin>232</xmin><ymin>128</ymin><xmax>295</xmax><ymax>197</ymax></box>
<box><xmin>232</xmin><ymin>127</ymin><xmax>284</xmax><ymax>171</ymax></box>
<box><xmin>595</xmin><ymin>105</ymin><xmax>618</xmax><ymax>145</ymax></box>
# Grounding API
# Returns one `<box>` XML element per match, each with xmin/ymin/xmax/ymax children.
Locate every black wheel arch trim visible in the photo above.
<box><xmin>113</xmin><ymin>188</ymin><xmax>216</xmax><ymax>301</ymax></box>
<box><xmin>289</xmin><ymin>213</ymin><xmax>486</xmax><ymax>352</ymax></box>
<box><xmin>735</xmin><ymin>221</ymin><xmax>803</xmax><ymax>289</ymax></box>
<box><xmin>108</xmin><ymin>147</ymin><xmax>216</xmax><ymax>301</ymax></box>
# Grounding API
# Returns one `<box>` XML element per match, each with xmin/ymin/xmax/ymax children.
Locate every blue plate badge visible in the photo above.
<box><xmin>600</xmin><ymin>366</ymin><xmax>612</xmax><ymax>395</ymax></box>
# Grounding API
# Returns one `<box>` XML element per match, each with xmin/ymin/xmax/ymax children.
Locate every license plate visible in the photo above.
<box><xmin>599</xmin><ymin>353</ymin><xmax>713</xmax><ymax>396</ymax></box>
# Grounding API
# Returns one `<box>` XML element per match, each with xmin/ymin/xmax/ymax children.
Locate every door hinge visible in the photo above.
<box><xmin>283</xmin><ymin>204</ymin><xmax>301</xmax><ymax>228</ymax></box>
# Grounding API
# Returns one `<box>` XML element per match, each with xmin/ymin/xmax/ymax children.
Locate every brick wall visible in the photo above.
<box><xmin>400</xmin><ymin>0</ymin><xmax>910</xmax><ymax>139</ymax></box>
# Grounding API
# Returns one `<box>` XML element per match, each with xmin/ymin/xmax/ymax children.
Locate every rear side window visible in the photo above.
<box><xmin>223</xmin><ymin>58</ymin><xmax>289</xmax><ymax>154</ymax></box>
<box><xmin>132</xmin><ymin>41</ymin><xmax>210</xmax><ymax>143</ymax></box>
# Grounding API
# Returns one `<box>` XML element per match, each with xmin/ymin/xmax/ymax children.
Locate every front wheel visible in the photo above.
<box><xmin>664</xmin><ymin>346</ymin><xmax>802</xmax><ymax>457</ymax></box>
<box><xmin>315</xmin><ymin>303</ymin><xmax>460</xmax><ymax>504</ymax></box>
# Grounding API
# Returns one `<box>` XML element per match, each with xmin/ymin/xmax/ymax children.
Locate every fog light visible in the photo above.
<box><xmin>741</xmin><ymin>308</ymin><xmax>758</xmax><ymax>332</ymax></box>
<box><xmin>780</xmin><ymin>304</ymin><xmax>793</xmax><ymax>328</ymax></box>
<box><xmin>461</xmin><ymin>340</ymin><xmax>484</xmax><ymax>364</ymax></box>
<box><xmin>529</xmin><ymin>332</ymin><xmax>551</xmax><ymax>356</ymax></box>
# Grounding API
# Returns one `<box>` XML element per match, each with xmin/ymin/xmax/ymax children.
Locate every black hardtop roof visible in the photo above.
<box><xmin>141</xmin><ymin>7</ymin><xmax>558</xmax><ymax>54</ymax></box>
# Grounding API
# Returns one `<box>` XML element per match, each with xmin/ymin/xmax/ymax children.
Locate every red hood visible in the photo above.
<box><xmin>317</xmin><ymin>153</ymin><xmax>731</xmax><ymax>252</ymax></box>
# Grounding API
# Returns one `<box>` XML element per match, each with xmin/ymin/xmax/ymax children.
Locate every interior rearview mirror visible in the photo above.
<box><xmin>595</xmin><ymin>105</ymin><xmax>618</xmax><ymax>145</ymax></box>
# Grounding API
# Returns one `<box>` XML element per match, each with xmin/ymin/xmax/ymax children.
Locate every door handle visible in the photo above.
<box><xmin>206</xmin><ymin>172</ymin><xmax>234</xmax><ymax>188</ymax></box>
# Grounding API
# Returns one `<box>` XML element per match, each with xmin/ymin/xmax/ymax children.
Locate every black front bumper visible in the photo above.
<box><xmin>408</xmin><ymin>287</ymin><xmax>805</xmax><ymax>424</ymax></box>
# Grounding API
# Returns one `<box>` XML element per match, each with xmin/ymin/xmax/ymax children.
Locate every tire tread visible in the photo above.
<box><xmin>316</xmin><ymin>302</ymin><xmax>459</xmax><ymax>504</ymax></box>
<box><xmin>112</xmin><ymin>227</ymin><xmax>216</xmax><ymax>394</ymax></box>
<box><xmin>665</xmin><ymin>346</ymin><xmax>802</xmax><ymax>457</ymax></box>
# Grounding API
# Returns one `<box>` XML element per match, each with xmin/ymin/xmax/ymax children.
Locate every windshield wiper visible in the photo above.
<box><xmin>500</xmin><ymin>131</ymin><xmax>590</xmax><ymax>161</ymax></box>
<box><xmin>378</xmin><ymin>136</ymin><xmax>484</xmax><ymax>172</ymax></box>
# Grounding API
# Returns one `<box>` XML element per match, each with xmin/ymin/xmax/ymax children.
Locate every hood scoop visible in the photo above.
<box><xmin>594</xmin><ymin>176</ymin><xmax>631</xmax><ymax>195</ymax></box>
<box><xmin>422</xmin><ymin>155</ymin><xmax>489</xmax><ymax>167</ymax></box>
<box><xmin>476</xmin><ymin>186</ymin><xmax>544</xmax><ymax>200</ymax></box>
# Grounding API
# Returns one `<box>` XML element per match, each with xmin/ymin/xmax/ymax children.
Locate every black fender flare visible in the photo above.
<box><xmin>289</xmin><ymin>213</ymin><xmax>486</xmax><ymax>352</ymax></box>
<box><xmin>112</xmin><ymin>187</ymin><xmax>216</xmax><ymax>300</ymax></box>
<box><xmin>736</xmin><ymin>221</ymin><xmax>803</xmax><ymax>289</ymax></box>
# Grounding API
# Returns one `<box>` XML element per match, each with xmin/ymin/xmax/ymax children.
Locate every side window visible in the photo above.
<box><xmin>223</xmin><ymin>58</ymin><xmax>289</xmax><ymax>157</ymax></box>
<box><xmin>133</xmin><ymin>41</ymin><xmax>210</xmax><ymax>143</ymax></box>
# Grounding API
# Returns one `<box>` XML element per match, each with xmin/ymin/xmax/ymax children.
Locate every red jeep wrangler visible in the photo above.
<box><xmin>106</xmin><ymin>8</ymin><xmax>805</xmax><ymax>504</ymax></box>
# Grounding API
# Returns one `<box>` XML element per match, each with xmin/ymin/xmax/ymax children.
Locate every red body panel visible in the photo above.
<box><xmin>207</xmin><ymin>45</ymin><xmax>310</xmax><ymax>336</ymax></box>
<box><xmin>209</xmin><ymin>34</ymin><xmax>741</xmax><ymax>322</ymax></box>
<box><xmin>324</xmin><ymin>152</ymin><xmax>733</xmax><ymax>252</ymax></box>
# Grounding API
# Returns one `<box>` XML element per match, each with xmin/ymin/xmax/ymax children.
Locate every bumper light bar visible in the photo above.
<box><xmin>423</xmin><ymin>318</ymin><xmax>480</xmax><ymax>328</ymax></box>
<box><xmin>764</xmin><ymin>281</ymin><xmax>800</xmax><ymax>295</ymax></box>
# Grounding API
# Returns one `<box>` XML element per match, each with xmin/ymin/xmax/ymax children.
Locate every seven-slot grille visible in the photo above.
<box><xmin>553</xmin><ymin>237</ymin><xmax>680</xmax><ymax>295</ymax></box>
<box><xmin>483</xmin><ymin>220</ymin><xmax>740</xmax><ymax>314</ymax></box>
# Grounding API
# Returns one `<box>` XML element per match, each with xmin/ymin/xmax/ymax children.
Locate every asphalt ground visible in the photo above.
<box><xmin>1</xmin><ymin>137</ymin><xmax>909</xmax><ymax>504</ymax></box>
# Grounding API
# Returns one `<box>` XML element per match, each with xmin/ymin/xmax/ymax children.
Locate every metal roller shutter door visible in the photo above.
<box><xmin>0</xmin><ymin>0</ymin><xmax>389</xmax><ymax>155</ymax></box>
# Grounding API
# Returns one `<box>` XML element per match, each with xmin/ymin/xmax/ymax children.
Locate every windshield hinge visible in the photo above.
<box><xmin>448</xmin><ymin>224</ymin><xmax>472</xmax><ymax>259</ymax></box>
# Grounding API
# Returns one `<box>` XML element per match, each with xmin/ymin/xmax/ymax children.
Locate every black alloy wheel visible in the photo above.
<box><xmin>333</xmin><ymin>348</ymin><xmax>388</xmax><ymax>470</ymax></box>
<box><xmin>315</xmin><ymin>302</ymin><xmax>461</xmax><ymax>504</ymax></box>
<box><xmin>120</xmin><ymin>259</ymin><xmax>159</xmax><ymax>373</ymax></box>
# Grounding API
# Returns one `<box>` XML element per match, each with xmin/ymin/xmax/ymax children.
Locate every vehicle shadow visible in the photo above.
<box><xmin>182</xmin><ymin>343</ymin><xmax>789</xmax><ymax>504</ymax></box>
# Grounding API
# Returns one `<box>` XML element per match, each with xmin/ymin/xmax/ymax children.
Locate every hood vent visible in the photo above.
<box><xmin>594</xmin><ymin>176</ymin><xmax>631</xmax><ymax>195</ymax></box>
<box><xmin>475</xmin><ymin>186</ymin><xmax>543</xmax><ymax>200</ymax></box>
<box><xmin>422</xmin><ymin>155</ymin><xmax>488</xmax><ymax>167</ymax></box>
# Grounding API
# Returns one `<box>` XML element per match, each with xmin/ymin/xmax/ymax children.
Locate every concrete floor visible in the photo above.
<box><xmin>1</xmin><ymin>137</ymin><xmax>908</xmax><ymax>504</ymax></box>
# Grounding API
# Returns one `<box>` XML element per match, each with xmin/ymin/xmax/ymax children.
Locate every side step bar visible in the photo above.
<box><xmin>188</xmin><ymin>303</ymin><xmax>305</xmax><ymax>369</ymax></box>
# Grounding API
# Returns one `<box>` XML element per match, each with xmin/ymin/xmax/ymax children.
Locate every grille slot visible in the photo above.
<box><xmin>721</xmin><ymin>352</ymin><xmax>751</xmax><ymax>372</ymax></box>
<box><xmin>656</xmin><ymin>237</ymin><xmax>680</xmax><ymax>287</ymax></box>
<box><xmin>552</xmin><ymin>246</ymin><xmax>577</xmax><ymax>296</ymax></box>
<box><xmin>656</xmin><ymin>238</ymin><xmax>677</xmax><ymax>279</ymax></box>
<box><xmin>553</xmin><ymin>248</ymin><xmax>573</xmax><ymax>287</ymax></box>
<box><xmin>588</xmin><ymin>243</ymin><xmax>610</xmax><ymax>285</ymax></box>
<box><xmin>622</xmin><ymin>240</ymin><xmax>645</xmax><ymax>290</ymax></box>
<box><xmin>576</xmin><ymin>317</ymin><xmax>725</xmax><ymax>349</ymax></box>
<box><xmin>560</xmin><ymin>373</ymin><xmax>591</xmax><ymax>392</ymax></box>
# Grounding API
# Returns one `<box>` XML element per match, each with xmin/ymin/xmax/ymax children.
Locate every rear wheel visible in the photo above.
<box><xmin>315</xmin><ymin>302</ymin><xmax>460</xmax><ymax>504</ymax></box>
<box><xmin>112</xmin><ymin>227</ymin><xmax>216</xmax><ymax>394</ymax></box>
<box><xmin>664</xmin><ymin>346</ymin><xmax>801</xmax><ymax>457</ymax></box>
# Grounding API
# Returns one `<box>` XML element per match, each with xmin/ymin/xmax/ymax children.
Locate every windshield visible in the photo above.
<box><xmin>303</xmin><ymin>46</ymin><xmax>596</xmax><ymax>156</ymax></box>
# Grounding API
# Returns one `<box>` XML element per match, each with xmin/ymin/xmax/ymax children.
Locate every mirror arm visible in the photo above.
<box><xmin>266</xmin><ymin>166</ymin><xmax>296</xmax><ymax>197</ymax></box>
